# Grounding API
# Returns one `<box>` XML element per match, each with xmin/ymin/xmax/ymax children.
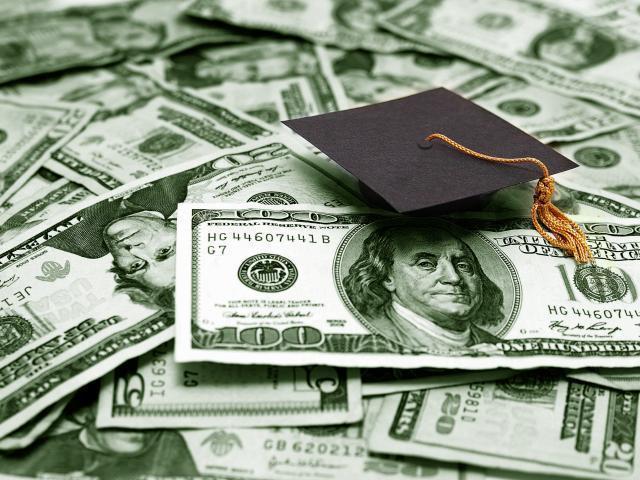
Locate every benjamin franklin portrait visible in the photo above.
<box><xmin>45</xmin><ymin>169</ymin><xmax>196</xmax><ymax>312</ymax></box>
<box><xmin>530</xmin><ymin>24</ymin><xmax>616</xmax><ymax>71</ymax></box>
<box><xmin>342</xmin><ymin>221</ymin><xmax>509</xmax><ymax>352</ymax></box>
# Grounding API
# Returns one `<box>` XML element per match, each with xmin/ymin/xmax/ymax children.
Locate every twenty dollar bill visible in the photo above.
<box><xmin>367</xmin><ymin>374</ymin><xmax>640</xmax><ymax>479</ymax></box>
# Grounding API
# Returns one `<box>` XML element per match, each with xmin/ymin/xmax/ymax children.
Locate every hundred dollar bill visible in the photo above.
<box><xmin>379</xmin><ymin>0</ymin><xmax>640</xmax><ymax>117</ymax></box>
<box><xmin>0</xmin><ymin>97</ymin><xmax>95</xmax><ymax>205</ymax></box>
<box><xmin>0</xmin><ymin>385</ymin><xmax>460</xmax><ymax>480</ymax></box>
<box><xmin>0</xmin><ymin>136</ymin><xmax>360</xmax><ymax>438</ymax></box>
<box><xmin>361</xmin><ymin>368</ymin><xmax>514</xmax><ymax>396</ymax></box>
<box><xmin>482</xmin><ymin>178</ymin><xmax>640</xmax><ymax>220</ymax></box>
<box><xmin>568</xmin><ymin>368</ymin><xmax>640</xmax><ymax>391</ymax></box>
<box><xmin>0</xmin><ymin>177</ymin><xmax>94</xmax><ymax>244</ymax></box>
<box><xmin>24</xmin><ymin>65</ymin><xmax>276</xmax><ymax>194</ymax></box>
<box><xmin>185</xmin><ymin>0</ymin><xmax>436</xmax><ymax>54</ymax></box>
<box><xmin>473</xmin><ymin>79</ymin><xmax>632</xmax><ymax>143</ymax></box>
<box><xmin>136</xmin><ymin>40</ymin><xmax>349</xmax><ymax>124</ymax></box>
<box><xmin>555</xmin><ymin>126</ymin><xmax>640</xmax><ymax>201</ymax></box>
<box><xmin>97</xmin><ymin>340</ymin><xmax>362</xmax><ymax>428</ymax></box>
<box><xmin>0</xmin><ymin>0</ymin><xmax>247</xmax><ymax>85</ymax></box>
<box><xmin>176</xmin><ymin>203</ymin><xmax>640</xmax><ymax>370</ymax></box>
<box><xmin>324</xmin><ymin>47</ymin><xmax>500</xmax><ymax>107</ymax></box>
<box><xmin>367</xmin><ymin>373</ymin><xmax>640</xmax><ymax>479</ymax></box>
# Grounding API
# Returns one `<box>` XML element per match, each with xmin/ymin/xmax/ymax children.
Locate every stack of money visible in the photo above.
<box><xmin>1</xmin><ymin>1</ymin><xmax>640</xmax><ymax>478</ymax></box>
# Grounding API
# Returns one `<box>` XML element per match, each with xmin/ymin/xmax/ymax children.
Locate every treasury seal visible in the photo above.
<box><xmin>238</xmin><ymin>253</ymin><xmax>298</xmax><ymax>292</ymax></box>
<box><xmin>247</xmin><ymin>191</ymin><xmax>298</xmax><ymax>205</ymax></box>
<box><xmin>574</xmin><ymin>264</ymin><xmax>627</xmax><ymax>303</ymax></box>
<box><xmin>0</xmin><ymin>316</ymin><xmax>33</xmax><ymax>356</ymax></box>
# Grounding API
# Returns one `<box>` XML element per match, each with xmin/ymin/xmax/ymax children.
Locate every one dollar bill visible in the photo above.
<box><xmin>176</xmin><ymin>204</ymin><xmax>640</xmax><ymax>370</ymax></box>
<box><xmin>97</xmin><ymin>341</ymin><xmax>362</xmax><ymax>429</ymax></box>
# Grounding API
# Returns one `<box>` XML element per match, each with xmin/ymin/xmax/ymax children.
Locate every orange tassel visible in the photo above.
<box><xmin>426</xmin><ymin>133</ymin><xmax>593</xmax><ymax>264</ymax></box>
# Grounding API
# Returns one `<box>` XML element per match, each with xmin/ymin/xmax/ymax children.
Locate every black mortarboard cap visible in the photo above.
<box><xmin>283</xmin><ymin>88</ymin><xmax>578</xmax><ymax>215</ymax></box>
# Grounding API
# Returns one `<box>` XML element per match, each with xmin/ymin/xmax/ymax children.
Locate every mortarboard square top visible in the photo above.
<box><xmin>283</xmin><ymin>88</ymin><xmax>578</xmax><ymax>214</ymax></box>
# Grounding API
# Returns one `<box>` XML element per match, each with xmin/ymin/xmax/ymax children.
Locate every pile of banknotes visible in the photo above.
<box><xmin>1</xmin><ymin>0</ymin><xmax>640</xmax><ymax>479</ymax></box>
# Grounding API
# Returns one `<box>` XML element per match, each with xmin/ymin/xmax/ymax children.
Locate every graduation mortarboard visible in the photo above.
<box><xmin>283</xmin><ymin>87</ymin><xmax>577</xmax><ymax>214</ymax></box>
<box><xmin>284</xmin><ymin>88</ymin><xmax>592</xmax><ymax>264</ymax></box>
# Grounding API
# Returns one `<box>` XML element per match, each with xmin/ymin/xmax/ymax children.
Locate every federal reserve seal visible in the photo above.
<box><xmin>238</xmin><ymin>254</ymin><xmax>298</xmax><ymax>292</ymax></box>
<box><xmin>574</xmin><ymin>264</ymin><xmax>627</xmax><ymax>303</ymax></box>
<box><xmin>0</xmin><ymin>316</ymin><xmax>33</xmax><ymax>356</ymax></box>
<box><xmin>247</xmin><ymin>191</ymin><xmax>298</xmax><ymax>205</ymax></box>
<box><xmin>497</xmin><ymin>99</ymin><xmax>540</xmax><ymax>117</ymax></box>
<box><xmin>573</xmin><ymin>146</ymin><xmax>621</xmax><ymax>168</ymax></box>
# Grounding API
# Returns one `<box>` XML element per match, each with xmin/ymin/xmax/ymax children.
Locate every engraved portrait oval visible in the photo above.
<box><xmin>335</xmin><ymin>218</ymin><xmax>520</xmax><ymax>352</ymax></box>
<box><xmin>529</xmin><ymin>24</ymin><xmax>616</xmax><ymax>71</ymax></box>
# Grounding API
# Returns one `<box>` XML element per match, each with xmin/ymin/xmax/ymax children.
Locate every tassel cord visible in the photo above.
<box><xmin>425</xmin><ymin>133</ymin><xmax>593</xmax><ymax>264</ymax></box>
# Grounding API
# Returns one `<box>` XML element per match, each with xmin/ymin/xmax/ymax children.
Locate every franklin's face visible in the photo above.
<box><xmin>383</xmin><ymin>228</ymin><xmax>483</xmax><ymax>330</ymax></box>
<box><xmin>537</xmin><ymin>30</ymin><xmax>595</xmax><ymax>69</ymax></box>
<box><xmin>104</xmin><ymin>214</ymin><xmax>176</xmax><ymax>290</ymax></box>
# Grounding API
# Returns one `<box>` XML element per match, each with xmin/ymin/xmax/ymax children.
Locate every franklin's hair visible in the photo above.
<box><xmin>343</xmin><ymin>224</ymin><xmax>504</xmax><ymax>327</ymax></box>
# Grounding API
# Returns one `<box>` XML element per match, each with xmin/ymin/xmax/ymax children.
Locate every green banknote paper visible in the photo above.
<box><xmin>176</xmin><ymin>204</ymin><xmax>640</xmax><ymax>370</ymax></box>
